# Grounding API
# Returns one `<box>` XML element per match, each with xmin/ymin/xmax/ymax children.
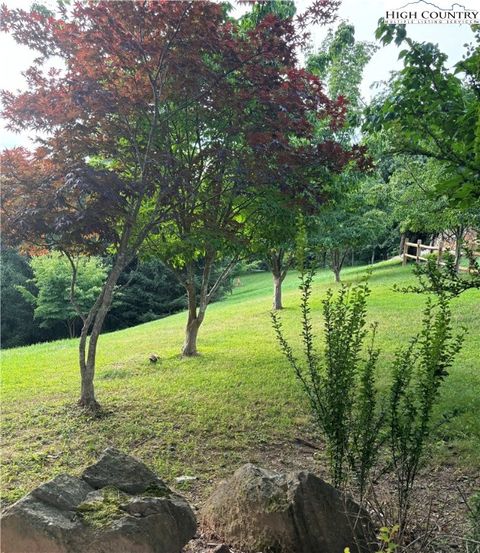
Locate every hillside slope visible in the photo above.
<box><xmin>2</xmin><ymin>260</ymin><xmax>479</xmax><ymax>505</ymax></box>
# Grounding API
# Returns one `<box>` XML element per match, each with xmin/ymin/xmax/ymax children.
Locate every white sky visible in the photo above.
<box><xmin>0</xmin><ymin>0</ymin><xmax>474</xmax><ymax>149</ymax></box>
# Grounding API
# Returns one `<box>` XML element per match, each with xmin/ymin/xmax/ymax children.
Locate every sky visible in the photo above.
<box><xmin>0</xmin><ymin>0</ymin><xmax>474</xmax><ymax>150</ymax></box>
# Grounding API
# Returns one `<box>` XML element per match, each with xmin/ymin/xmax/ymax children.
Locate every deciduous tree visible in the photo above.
<box><xmin>17</xmin><ymin>253</ymin><xmax>106</xmax><ymax>338</ymax></box>
<box><xmin>1</xmin><ymin>0</ymin><xmax>347</xmax><ymax>407</ymax></box>
<box><xmin>367</xmin><ymin>23</ymin><xmax>480</xmax><ymax>206</ymax></box>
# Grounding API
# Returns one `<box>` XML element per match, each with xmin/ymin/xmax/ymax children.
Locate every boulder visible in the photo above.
<box><xmin>200</xmin><ymin>464</ymin><xmax>374</xmax><ymax>553</ymax></box>
<box><xmin>1</xmin><ymin>449</ymin><xmax>197</xmax><ymax>553</ymax></box>
<box><xmin>82</xmin><ymin>447</ymin><xmax>168</xmax><ymax>494</ymax></box>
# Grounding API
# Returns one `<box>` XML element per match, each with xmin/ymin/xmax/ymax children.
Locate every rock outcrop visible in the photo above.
<box><xmin>1</xmin><ymin>448</ymin><xmax>197</xmax><ymax>553</ymax></box>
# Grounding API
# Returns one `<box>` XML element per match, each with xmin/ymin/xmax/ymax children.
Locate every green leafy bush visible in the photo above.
<box><xmin>272</xmin><ymin>262</ymin><xmax>465</xmax><ymax>539</ymax></box>
<box><xmin>272</xmin><ymin>271</ymin><xmax>382</xmax><ymax>494</ymax></box>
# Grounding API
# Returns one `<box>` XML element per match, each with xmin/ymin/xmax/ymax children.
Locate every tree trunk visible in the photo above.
<box><xmin>454</xmin><ymin>226</ymin><xmax>464</xmax><ymax>272</ymax></box>
<box><xmin>331</xmin><ymin>248</ymin><xmax>347</xmax><ymax>283</ymax></box>
<box><xmin>182</xmin><ymin>316</ymin><xmax>201</xmax><ymax>356</ymax></box>
<box><xmin>332</xmin><ymin>249</ymin><xmax>341</xmax><ymax>282</ymax></box>
<box><xmin>371</xmin><ymin>247</ymin><xmax>375</xmax><ymax>265</ymax></box>
<box><xmin>77</xmin><ymin>256</ymin><xmax>126</xmax><ymax>411</ymax></box>
<box><xmin>399</xmin><ymin>233</ymin><xmax>406</xmax><ymax>256</ymax></box>
<box><xmin>79</xmin><ymin>372</ymin><xmax>97</xmax><ymax>410</ymax></box>
<box><xmin>273</xmin><ymin>274</ymin><xmax>283</xmax><ymax>310</ymax></box>
<box><xmin>182</xmin><ymin>279</ymin><xmax>203</xmax><ymax>357</ymax></box>
<box><xmin>270</xmin><ymin>250</ymin><xmax>290</xmax><ymax>310</ymax></box>
<box><xmin>67</xmin><ymin>319</ymin><xmax>76</xmax><ymax>339</ymax></box>
<box><xmin>179</xmin><ymin>254</ymin><xmax>237</xmax><ymax>357</ymax></box>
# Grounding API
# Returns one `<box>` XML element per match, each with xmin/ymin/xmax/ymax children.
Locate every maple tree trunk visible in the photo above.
<box><xmin>180</xmin><ymin>255</ymin><xmax>236</xmax><ymax>357</ymax></box>
<box><xmin>331</xmin><ymin>248</ymin><xmax>347</xmax><ymax>283</ymax></box>
<box><xmin>273</xmin><ymin>275</ymin><xmax>283</xmax><ymax>310</ymax></box>
<box><xmin>78</xmin><ymin>257</ymin><xmax>126</xmax><ymax>411</ymax></box>
<box><xmin>182</xmin><ymin>316</ymin><xmax>201</xmax><ymax>357</ymax></box>
<box><xmin>182</xmin><ymin>284</ymin><xmax>203</xmax><ymax>357</ymax></box>
<box><xmin>271</xmin><ymin>250</ymin><xmax>289</xmax><ymax>310</ymax></box>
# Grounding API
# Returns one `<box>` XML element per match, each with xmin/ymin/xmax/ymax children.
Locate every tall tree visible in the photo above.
<box><xmin>1</xmin><ymin>0</ymin><xmax>345</xmax><ymax>408</ymax></box>
<box><xmin>307</xmin><ymin>22</ymin><xmax>377</xmax><ymax>132</ymax></box>
<box><xmin>18</xmin><ymin>254</ymin><xmax>106</xmax><ymax>338</ymax></box>
<box><xmin>245</xmin><ymin>19</ymin><xmax>373</xmax><ymax>309</ymax></box>
<box><xmin>139</xmin><ymin>6</ymin><xmax>358</xmax><ymax>355</ymax></box>
<box><xmin>367</xmin><ymin>23</ymin><xmax>480</xmax><ymax>206</ymax></box>
<box><xmin>239</xmin><ymin>0</ymin><xmax>298</xmax><ymax>311</ymax></box>
<box><xmin>2</xmin><ymin>2</ymin><xmax>227</xmax><ymax>410</ymax></box>
<box><xmin>307</xmin><ymin>23</ymin><xmax>377</xmax><ymax>281</ymax></box>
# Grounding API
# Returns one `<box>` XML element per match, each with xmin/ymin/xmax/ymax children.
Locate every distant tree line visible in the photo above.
<box><xmin>0</xmin><ymin>250</ymin><xmax>234</xmax><ymax>349</ymax></box>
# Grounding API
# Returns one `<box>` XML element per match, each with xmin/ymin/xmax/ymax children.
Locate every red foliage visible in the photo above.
<box><xmin>1</xmin><ymin>0</ymin><xmax>362</xmax><ymax>254</ymax></box>
<box><xmin>0</xmin><ymin>0</ymin><xmax>368</xmax><ymax>406</ymax></box>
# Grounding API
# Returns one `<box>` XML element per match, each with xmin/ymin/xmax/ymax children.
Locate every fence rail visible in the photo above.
<box><xmin>402</xmin><ymin>239</ymin><xmax>479</xmax><ymax>273</ymax></box>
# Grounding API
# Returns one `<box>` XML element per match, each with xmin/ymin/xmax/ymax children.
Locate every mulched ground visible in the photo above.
<box><xmin>179</xmin><ymin>437</ymin><xmax>479</xmax><ymax>553</ymax></box>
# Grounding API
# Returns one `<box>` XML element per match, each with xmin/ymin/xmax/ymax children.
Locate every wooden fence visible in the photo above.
<box><xmin>402</xmin><ymin>240</ymin><xmax>479</xmax><ymax>273</ymax></box>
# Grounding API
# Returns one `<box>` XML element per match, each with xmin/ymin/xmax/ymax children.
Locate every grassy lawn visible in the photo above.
<box><xmin>1</xmin><ymin>259</ymin><xmax>479</xmax><ymax>506</ymax></box>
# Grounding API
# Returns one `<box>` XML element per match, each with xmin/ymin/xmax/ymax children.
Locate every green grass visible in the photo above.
<box><xmin>1</xmin><ymin>260</ymin><xmax>479</xmax><ymax>505</ymax></box>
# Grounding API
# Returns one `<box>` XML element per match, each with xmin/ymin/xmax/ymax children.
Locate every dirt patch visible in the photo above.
<box><xmin>180</xmin><ymin>437</ymin><xmax>479</xmax><ymax>553</ymax></box>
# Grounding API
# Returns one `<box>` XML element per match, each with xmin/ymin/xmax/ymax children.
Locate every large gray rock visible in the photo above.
<box><xmin>82</xmin><ymin>447</ymin><xmax>168</xmax><ymax>494</ymax></box>
<box><xmin>1</xmin><ymin>449</ymin><xmax>197</xmax><ymax>553</ymax></box>
<box><xmin>200</xmin><ymin>464</ymin><xmax>374</xmax><ymax>553</ymax></box>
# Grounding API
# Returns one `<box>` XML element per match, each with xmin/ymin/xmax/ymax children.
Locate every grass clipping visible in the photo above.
<box><xmin>77</xmin><ymin>486</ymin><xmax>129</xmax><ymax>528</ymax></box>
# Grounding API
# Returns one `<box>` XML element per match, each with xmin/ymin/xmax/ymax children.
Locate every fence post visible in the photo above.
<box><xmin>416</xmin><ymin>239</ymin><xmax>422</xmax><ymax>263</ymax></box>
<box><xmin>402</xmin><ymin>239</ymin><xmax>408</xmax><ymax>266</ymax></box>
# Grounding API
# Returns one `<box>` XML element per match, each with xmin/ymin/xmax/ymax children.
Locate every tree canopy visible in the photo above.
<box><xmin>0</xmin><ymin>0</ymin><xmax>353</xmax><ymax>409</ymax></box>
<box><xmin>366</xmin><ymin>22</ymin><xmax>480</xmax><ymax>206</ymax></box>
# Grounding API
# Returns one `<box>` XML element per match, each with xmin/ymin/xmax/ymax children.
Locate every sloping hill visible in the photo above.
<box><xmin>2</xmin><ymin>260</ymin><xmax>479</xmax><ymax>505</ymax></box>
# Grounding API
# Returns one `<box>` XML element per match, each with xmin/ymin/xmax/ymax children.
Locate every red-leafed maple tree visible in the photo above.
<box><xmin>1</xmin><ymin>0</ymin><xmax>356</xmax><ymax>411</ymax></box>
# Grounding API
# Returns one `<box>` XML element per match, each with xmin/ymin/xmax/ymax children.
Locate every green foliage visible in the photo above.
<box><xmin>366</xmin><ymin>26</ymin><xmax>480</xmax><ymax>205</ymax></box>
<box><xmin>388</xmin><ymin>294</ymin><xmax>465</xmax><ymax>529</ymax></box>
<box><xmin>17</xmin><ymin>254</ymin><xmax>106</xmax><ymax>337</ymax></box>
<box><xmin>388</xmin><ymin>158</ymin><xmax>473</xmax><ymax>234</ymax></box>
<box><xmin>295</xmin><ymin>214</ymin><xmax>308</xmax><ymax>272</ymax></box>
<box><xmin>467</xmin><ymin>491</ymin><xmax>480</xmax><ymax>553</ymax></box>
<box><xmin>308</xmin><ymin>23</ymin><xmax>377</xmax><ymax>129</ymax></box>
<box><xmin>396</xmin><ymin>252</ymin><xmax>480</xmax><ymax>298</ymax></box>
<box><xmin>240</xmin><ymin>0</ymin><xmax>296</xmax><ymax>29</ymax></box>
<box><xmin>312</xmin><ymin>173</ymin><xmax>391</xmax><ymax>280</ymax></box>
<box><xmin>374</xmin><ymin>20</ymin><xmax>406</xmax><ymax>47</ymax></box>
<box><xmin>273</xmin><ymin>258</ymin><xmax>466</xmax><ymax>537</ymax></box>
<box><xmin>107</xmin><ymin>259</ymin><xmax>186</xmax><ymax>329</ymax></box>
<box><xmin>307</xmin><ymin>24</ymin><xmax>383</xmax><ymax>279</ymax></box>
<box><xmin>272</xmin><ymin>271</ymin><xmax>382</xmax><ymax>493</ymax></box>
<box><xmin>376</xmin><ymin>525</ymin><xmax>399</xmax><ymax>552</ymax></box>
<box><xmin>350</xmin><ymin>323</ymin><xmax>381</xmax><ymax>498</ymax></box>
<box><xmin>0</xmin><ymin>250</ymin><xmax>38</xmax><ymax>348</ymax></box>
<box><xmin>247</xmin><ymin>193</ymin><xmax>300</xmax><ymax>273</ymax></box>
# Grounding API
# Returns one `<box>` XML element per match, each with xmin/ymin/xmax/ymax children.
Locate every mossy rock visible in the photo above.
<box><xmin>76</xmin><ymin>486</ymin><xmax>129</xmax><ymax>528</ymax></box>
<box><xmin>141</xmin><ymin>483</ymin><xmax>171</xmax><ymax>498</ymax></box>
